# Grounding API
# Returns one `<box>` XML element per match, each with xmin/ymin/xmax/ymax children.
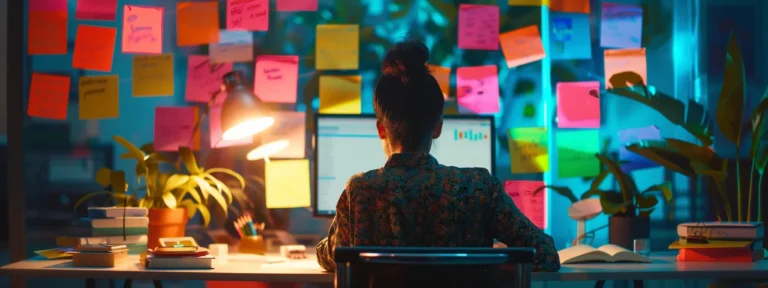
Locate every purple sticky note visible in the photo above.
<box><xmin>154</xmin><ymin>107</ymin><xmax>199</xmax><ymax>152</ymax></box>
<box><xmin>456</xmin><ymin>65</ymin><xmax>500</xmax><ymax>114</ymax></box>
<box><xmin>185</xmin><ymin>55</ymin><xmax>233</xmax><ymax>104</ymax></box>
<box><xmin>619</xmin><ymin>125</ymin><xmax>661</xmax><ymax>171</ymax></box>
<box><xmin>276</xmin><ymin>0</ymin><xmax>318</xmax><ymax>11</ymax></box>
<box><xmin>556</xmin><ymin>81</ymin><xmax>601</xmax><ymax>128</ymax></box>
<box><xmin>600</xmin><ymin>2</ymin><xmax>643</xmax><ymax>49</ymax></box>
<box><xmin>30</xmin><ymin>0</ymin><xmax>68</xmax><ymax>12</ymax></box>
<box><xmin>254</xmin><ymin>55</ymin><xmax>299</xmax><ymax>103</ymax></box>
<box><xmin>209</xmin><ymin>106</ymin><xmax>253</xmax><ymax>148</ymax></box>
<box><xmin>458</xmin><ymin>4</ymin><xmax>500</xmax><ymax>50</ymax></box>
<box><xmin>76</xmin><ymin>0</ymin><xmax>117</xmax><ymax>20</ymax></box>
<box><xmin>227</xmin><ymin>0</ymin><xmax>269</xmax><ymax>31</ymax></box>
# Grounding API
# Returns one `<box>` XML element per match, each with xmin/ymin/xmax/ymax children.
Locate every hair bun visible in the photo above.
<box><xmin>382</xmin><ymin>40</ymin><xmax>429</xmax><ymax>83</ymax></box>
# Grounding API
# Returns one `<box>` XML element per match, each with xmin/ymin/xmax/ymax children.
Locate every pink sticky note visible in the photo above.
<box><xmin>209</xmin><ymin>106</ymin><xmax>253</xmax><ymax>148</ymax></box>
<box><xmin>504</xmin><ymin>180</ymin><xmax>547</xmax><ymax>229</ymax></box>
<box><xmin>154</xmin><ymin>107</ymin><xmax>200</xmax><ymax>152</ymax></box>
<box><xmin>30</xmin><ymin>0</ymin><xmax>68</xmax><ymax>12</ymax></box>
<box><xmin>556</xmin><ymin>81</ymin><xmax>601</xmax><ymax>128</ymax></box>
<box><xmin>456</xmin><ymin>65</ymin><xmax>500</xmax><ymax>114</ymax></box>
<box><xmin>276</xmin><ymin>0</ymin><xmax>318</xmax><ymax>11</ymax></box>
<box><xmin>254</xmin><ymin>55</ymin><xmax>299</xmax><ymax>103</ymax></box>
<box><xmin>122</xmin><ymin>5</ymin><xmax>164</xmax><ymax>54</ymax></box>
<box><xmin>76</xmin><ymin>0</ymin><xmax>117</xmax><ymax>21</ymax></box>
<box><xmin>227</xmin><ymin>0</ymin><xmax>269</xmax><ymax>31</ymax></box>
<box><xmin>458</xmin><ymin>4</ymin><xmax>500</xmax><ymax>50</ymax></box>
<box><xmin>185</xmin><ymin>55</ymin><xmax>233</xmax><ymax>104</ymax></box>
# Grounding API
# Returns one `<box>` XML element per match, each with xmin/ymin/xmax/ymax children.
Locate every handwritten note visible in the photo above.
<box><xmin>254</xmin><ymin>55</ymin><xmax>299</xmax><ymax>103</ymax></box>
<box><xmin>227</xmin><ymin>0</ymin><xmax>268</xmax><ymax>31</ymax></box>
<box><xmin>27</xmin><ymin>73</ymin><xmax>70</xmax><ymax>120</ymax></box>
<box><xmin>209</xmin><ymin>106</ymin><xmax>252</xmax><ymax>148</ymax></box>
<box><xmin>79</xmin><ymin>75</ymin><xmax>119</xmax><ymax>119</ymax></box>
<box><xmin>505</xmin><ymin>180</ymin><xmax>547</xmax><ymax>229</ymax></box>
<box><xmin>277</xmin><ymin>0</ymin><xmax>318</xmax><ymax>11</ymax></box>
<box><xmin>458</xmin><ymin>4</ymin><xmax>500</xmax><ymax>50</ymax></box>
<box><xmin>550</xmin><ymin>12</ymin><xmax>591</xmax><ymax>60</ymax></box>
<box><xmin>316</xmin><ymin>25</ymin><xmax>359</xmax><ymax>70</ymax></box>
<box><xmin>429</xmin><ymin>65</ymin><xmax>451</xmax><ymax>99</ymax></box>
<box><xmin>456</xmin><ymin>65</ymin><xmax>500</xmax><ymax>114</ymax></box>
<box><xmin>600</xmin><ymin>2</ymin><xmax>643</xmax><ymax>49</ymax></box>
<box><xmin>604</xmin><ymin>48</ymin><xmax>647</xmax><ymax>89</ymax></box>
<box><xmin>122</xmin><ymin>5</ymin><xmax>164</xmax><ymax>54</ymax></box>
<box><xmin>177</xmin><ymin>2</ymin><xmax>220</xmax><ymax>46</ymax></box>
<box><xmin>28</xmin><ymin>0</ymin><xmax>68</xmax><ymax>55</ymax></box>
<box><xmin>557</xmin><ymin>130</ymin><xmax>600</xmax><ymax>178</ymax></box>
<box><xmin>261</xmin><ymin>111</ymin><xmax>306</xmax><ymax>159</ymax></box>
<box><xmin>266</xmin><ymin>160</ymin><xmax>311</xmax><ymax>209</ymax></box>
<box><xmin>76</xmin><ymin>0</ymin><xmax>117</xmax><ymax>20</ymax></box>
<box><xmin>508</xmin><ymin>0</ymin><xmax>548</xmax><ymax>5</ymax></box>
<box><xmin>619</xmin><ymin>126</ymin><xmax>661</xmax><ymax>171</ymax></box>
<box><xmin>185</xmin><ymin>55</ymin><xmax>233</xmax><ymax>104</ymax></box>
<box><xmin>556</xmin><ymin>81</ymin><xmax>601</xmax><ymax>128</ymax></box>
<box><xmin>73</xmin><ymin>25</ymin><xmax>116</xmax><ymax>72</ymax></box>
<box><xmin>154</xmin><ymin>106</ymin><xmax>200</xmax><ymax>152</ymax></box>
<box><xmin>550</xmin><ymin>0</ymin><xmax>590</xmax><ymax>14</ymax></box>
<box><xmin>210</xmin><ymin>30</ymin><xmax>254</xmax><ymax>63</ymax></box>
<box><xmin>319</xmin><ymin>75</ymin><xmax>361</xmax><ymax>114</ymax></box>
<box><xmin>499</xmin><ymin>25</ymin><xmax>546</xmax><ymax>68</ymax></box>
<box><xmin>508</xmin><ymin>127</ymin><xmax>549</xmax><ymax>174</ymax></box>
<box><xmin>133</xmin><ymin>54</ymin><xmax>174</xmax><ymax>97</ymax></box>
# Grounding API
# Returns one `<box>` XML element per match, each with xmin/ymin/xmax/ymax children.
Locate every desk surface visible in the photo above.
<box><xmin>3</xmin><ymin>253</ymin><xmax>768</xmax><ymax>283</ymax></box>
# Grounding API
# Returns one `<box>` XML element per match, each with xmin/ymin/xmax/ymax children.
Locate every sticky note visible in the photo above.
<box><xmin>227</xmin><ymin>0</ymin><xmax>269</xmax><ymax>31</ymax></box>
<box><xmin>600</xmin><ymin>2</ymin><xmax>643</xmax><ymax>49</ymax></box>
<box><xmin>122</xmin><ymin>5</ymin><xmax>164</xmax><ymax>54</ymax></box>
<box><xmin>261</xmin><ymin>111</ymin><xmax>306</xmax><ymax>159</ymax></box>
<box><xmin>557</xmin><ymin>130</ymin><xmax>600</xmax><ymax>178</ymax></box>
<box><xmin>277</xmin><ymin>0</ymin><xmax>318</xmax><ymax>11</ymax></box>
<box><xmin>429</xmin><ymin>65</ymin><xmax>451</xmax><ymax>99</ymax></box>
<box><xmin>79</xmin><ymin>75</ymin><xmax>119</xmax><ymax>119</ymax></box>
<box><xmin>508</xmin><ymin>127</ymin><xmax>549</xmax><ymax>174</ymax></box>
<box><xmin>319</xmin><ymin>75</ymin><xmax>361</xmax><ymax>114</ymax></box>
<box><xmin>266</xmin><ymin>160</ymin><xmax>311</xmax><ymax>209</ymax></box>
<box><xmin>550</xmin><ymin>12</ymin><xmax>592</xmax><ymax>60</ymax></box>
<box><xmin>73</xmin><ymin>25</ymin><xmax>116</xmax><ymax>72</ymax></box>
<box><xmin>458</xmin><ymin>4</ymin><xmax>500</xmax><ymax>50</ymax></box>
<box><xmin>185</xmin><ymin>55</ymin><xmax>233</xmax><ymax>104</ymax></box>
<box><xmin>177</xmin><ymin>2</ymin><xmax>220</xmax><ymax>46</ymax></box>
<box><xmin>133</xmin><ymin>54</ymin><xmax>174</xmax><ymax>97</ymax></box>
<box><xmin>29</xmin><ymin>0</ymin><xmax>67</xmax><ymax>11</ymax></box>
<box><xmin>456</xmin><ymin>65</ymin><xmax>500</xmax><ymax>114</ymax></box>
<box><xmin>508</xmin><ymin>0</ymin><xmax>548</xmax><ymax>5</ymax></box>
<box><xmin>499</xmin><ymin>25</ymin><xmax>546</xmax><ymax>68</ymax></box>
<box><xmin>619</xmin><ymin>126</ymin><xmax>661</xmax><ymax>171</ymax></box>
<box><xmin>550</xmin><ymin>0</ymin><xmax>590</xmax><ymax>14</ymax></box>
<box><xmin>27</xmin><ymin>73</ymin><xmax>70</xmax><ymax>120</ymax></box>
<box><xmin>604</xmin><ymin>48</ymin><xmax>647</xmax><ymax>89</ymax></box>
<box><xmin>28</xmin><ymin>6</ymin><xmax>68</xmax><ymax>55</ymax></box>
<box><xmin>254</xmin><ymin>55</ymin><xmax>299</xmax><ymax>103</ymax></box>
<box><xmin>504</xmin><ymin>180</ymin><xmax>547</xmax><ymax>229</ymax></box>
<box><xmin>316</xmin><ymin>25</ymin><xmax>359</xmax><ymax>70</ymax></box>
<box><xmin>209</xmin><ymin>106</ymin><xmax>253</xmax><ymax>148</ymax></box>
<box><xmin>210</xmin><ymin>30</ymin><xmax>254</xmax><ymax>63</ymax></box>
<box><xmin>154</xmin><ymin>107</ymin><xmax>200</xmax><ymax>152</ymax></box>
<box><xmin>556</xmin><ymin>81</ymin><xmax>601</xmax><ymax>128</ymax></box>
<box><xmin>76</xmin><ymin>0</ymin><xmax>117</xmax><ymax>21</ymax></box>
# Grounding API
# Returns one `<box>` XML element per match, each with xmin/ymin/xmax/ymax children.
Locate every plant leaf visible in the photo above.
<box><xmin>179</xmin><ymin>182</ymin><xmax>202</xmax><ymax>204</ymax></box>
<box><xmin>197</xmin><ymin>203</ymin><xmax>211</xmax><ymax>227</ymax></box>
<box><xmin>74</xmin><ymin>191</ymin><xmax>128</xmax><ymax>210</ymax></box>
<box><xmin>113</xmin><ymin>136</ymin><xmax>146</xmax><ymax>163</ymax></box>
<box><xmin>162</xmin><ymin>192</ymin><xmax>177</xmax><ymax>209</ymax></box>
<box><xmin>716</xmin><ymin>33</ymin><xmax>747</xmax><ymax>146</ymax></box>
<box><xmin>180</xmin><ymin>199</ymin><xmax>197</xmax><ymax>218</ymax></box>
<box><xmin>627</xmin><ymin>140</ymin><xmax>696</xmax><ymax>177</ymax></box>
<box><xmin>207</xmin><ymin>185</ymin><xmax>228</xmax><ymax>215</ymax></box>
<box><xmin>164</xmin><ymin>174</ymin><xmax>190</xmax><ymax>194</ymax></box>
<box><xmin>96</xmin><ymin>168</ymin><xmax>112</xmax><ymax>187</ymax></box>
<box><xmin>140</xmin><ymin>143</ymin><xmax>155</xmax><ymax>154</ymax></box>
<box><xmin>111</xmin><ymin>171</ymin><xmax>127</xmax><ymax>193</ymax></box>
<box><xmin>192</xmin><ymin>176</ymin><xmax>212</xmax><ymax>201</ymax></box>
<box><xmin>589</xmin><ymin>170</ymin><xmax>611</xmax><ymax>192</ymax></box>
<box><xmin>635</xmin><ymin>193</ymin><xmax>659</xmax><ymax>210</ymax></box>
<box><xmin>599</xmin><ymin>191</ymin><xmax>630</xmax><ymax>215</ymax></box>
<box><xmin>179</xmin><ymin>147</ymin><xmax>200</xmax><ymax>175</ymax></box>
<box><xmin>206</xmin><ymin>175</ymin><xmax>233</xmax><ymax>204</ymax></box>
<box><xmin>206</xmin><ymin>168</ymin><xmax>246</xmax><ymax>188</ymax></box>
<box><xmin>639</xmin><ymin>207</ymin><xmax>656</xmax><ymax>217</ymax></box>
<box><xmin>533</xmin><ymin>185</ymin><xmax>577</xmax><ymax>203</ymax></box>
<box><xmin>641</xmin><ymin>182</ymin><xmax>673</xmax><ymax>202</ymax></box>
<box><xmin>751</xmin><ymin>92</ymin><xmax>768</xmax><ymax>173</ymax></box>
<box><xmin>596</xmin><ymin>154</ymin><xmax>639</xmax><ymax>202</ymax></box>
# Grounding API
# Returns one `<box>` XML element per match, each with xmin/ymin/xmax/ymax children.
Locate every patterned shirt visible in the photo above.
<box><xmin>316</xmin><ymin>153</ymin><xmax>560</xmax><ymax>272</ymax></box>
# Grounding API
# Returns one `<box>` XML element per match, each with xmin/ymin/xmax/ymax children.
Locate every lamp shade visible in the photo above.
<box><xmin>220</xmin><ymin>71</ymin><xmax>274</xmax><ymax>141</ymax></box>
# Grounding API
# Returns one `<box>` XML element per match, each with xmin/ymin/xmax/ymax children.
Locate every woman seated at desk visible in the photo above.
<box><xmin>316</xmin><ymin>40</ymin><xmax>560</xmax><ymax>273</ymax></box>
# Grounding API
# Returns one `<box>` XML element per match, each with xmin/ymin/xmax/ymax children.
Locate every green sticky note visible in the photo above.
<box><xmin>556</xmin><ymin>130</ymin><xmax>600</xmax><ymax>178</ymax></box>
<box><xmin>508</xmin><ymin>127</ymin><xmax>549</xmax><ymax>174</ymax></box>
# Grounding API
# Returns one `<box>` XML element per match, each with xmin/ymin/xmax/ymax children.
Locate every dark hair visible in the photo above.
<box><xmin>374</xmin><ymin>40</ymin><xmax>444</xmax><ymax>151</ymax></box>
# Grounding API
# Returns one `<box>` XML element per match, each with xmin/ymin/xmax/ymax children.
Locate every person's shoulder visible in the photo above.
<box><xmin>344</xmin><ymin>168</ymin><xmax>384</xmax><ymax>189</ymax></box>
<box><xmin>439</xmin><ymin>165</ymin><xmax>496</xmax><ymax>182</ymax></box>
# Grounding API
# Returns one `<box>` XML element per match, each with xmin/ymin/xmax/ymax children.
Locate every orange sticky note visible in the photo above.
<box><xmin>499</xmin><ymin>25</ymin><xmax>546</xmax><ymax>68</ymax></box>
<box><xmin>79</xmin><ymin>75</ymin><xmax>119</xmax><ymax>119</ymax></box>
<box><xmin>28</xmin><ymin>9</ymin><xmax>68</xmax><ymax>55</ymax></box>
<box><xmin>429</xmin><ymin>65</ymin><xmax>451</xmax><ymax>99</ymax></box>
<box><xmin>254</xmin><ymin>55</ymin><xmax>299</xmax><ymax>103</ymax></box>
<box><xmin>550</xmin><ymin>0</ymin><xmax>590</xmax><ymax>14</ymax></box>
<box><xmin>73</xmin><ymin>25</ymin><xmax>117</xmax><ymax>72</ymax></box>
<box><xmin>177</xmin><ymin>2</ymin><xmax>220</xmax><ymax>46</ymax></box>
<box><xmin>28</xmin><ymin>73</ymin><xmax>70</xmax><ymax>120</ymax></box>
<box><xmin>319</xmin><ymin>75</ymin><xmax>361</xmax><ymax>114</ymax></box>
<box><xmin>604</xmin><ymin>48</ymin><xmax>647</xmax><ymax>89</ymax></box>
<box><xmin>122</xmin><ymin>5</ymin><xmax>164</xmax><ymax>54</ymax></box>
<box><xmin>316</xmin><ymin>25</ymin><xmax>359</xmax><ymax>70</ymax></box>
<box><xmin>504</xmin><ymin>180</ymin><xmax>547</xmax><ymax>229</ymax></box>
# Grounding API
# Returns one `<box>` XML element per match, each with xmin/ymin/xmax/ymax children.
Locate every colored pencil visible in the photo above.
<box><xmin>245</xmin><ymin>215</ymin><xmax>257</xmax><ymax>236</ymax></box>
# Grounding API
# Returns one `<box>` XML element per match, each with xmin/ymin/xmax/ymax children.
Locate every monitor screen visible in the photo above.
<box><xmin>313</xmin><ymin>115</ymin><xmax>495</xmax><ymax>217</ymax></box>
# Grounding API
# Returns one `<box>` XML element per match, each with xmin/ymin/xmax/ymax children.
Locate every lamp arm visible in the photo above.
<box><xmin>174</xmin><ymin>90</ymin><xmax>223</xmax><ymax>169</ymax></box>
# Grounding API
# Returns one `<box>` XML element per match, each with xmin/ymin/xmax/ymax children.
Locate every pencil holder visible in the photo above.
<box><xmin>238</xmin><ymin>236</ymin><xmax>265</xmax><ymax>255</ymax></box>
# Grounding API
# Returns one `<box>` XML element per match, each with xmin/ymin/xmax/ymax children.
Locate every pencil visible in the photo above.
<box><xmin>245</xmin><ymin>215</ymin><xmax>257</xmax><ymax>236</ymax></box>
<box><xmin>234</xmin><ymin>219</ymin><xmax>244</xmax><ymax>238</ymax></box>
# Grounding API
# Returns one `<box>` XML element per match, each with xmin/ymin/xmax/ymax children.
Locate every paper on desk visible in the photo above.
<box><xmin>260</xmin><ymin>111</ymin><xmax>306</xmax><ymax>159</ymax></box>
<box><xmin>557</xmin><ymin>130</ymin><xmax>600</xmax><ymax>178</ymax></box>
<box><xmin>185</xmin><ymin>55</ymin><xmax>233</xmax><ymax>104</ymax></box>
<box><xmin>154</xmin><ymin>106</ymin><xmax>200</xmax><ymax>152</ymax></box>
<box><xmin>508</xmin><ymin>127</ymin><xmax>549</xmax><ymax>174</ymax></box>
<box><xmin>227</xmin><ymin>0</ymin><xmax>268</xmax><ymax>31</ymax></box>
<box><xmin>556</xmin><ymin>81</ymin><xmax>600</xmax><ymax>128</ymax></box>
<box><xmin>177</xmin><ymin>1</ymin><xmax>220</xmax><ymax>46</ymax></box>
<box><xmin>619</xmin><ymin>125</ymin><xmax>661</xmax><ymax>171</ymax></box>
<box><xmin>604</xmin><ymin>48</ymin><xmax>647</xmax><ymax>89</ymax></box>
<box><xmin>499</xmin><ymin>25</ymin><xmax>545</xmax><ymax>68</ymax></box>
<box><xmin>550</xmin><ymin>12</ymin><xmax>591</xmax><ymax>60</ymax></box>
<box><xmin>456</xmin><ymin>65</ymin><xmax>500</xmax><ymax>114</ymax></box>
<box><xmin>122</xmin><ymin>5</ymin><xmax>164</xmax><ymax>54</ymax></box>
<box><xmin>316</xmin><ymin>25</ymin><xmax>359</xmax><ymax>70</ymax></box>
<box><xmin>73</xmin><ymin>25</ymin><xmax>117</xmax><ymax>72</ymax></box>
<box><xmin>508</xmin><ymin>0</ymin><xmax>548</xmax><ymax>5</ymax></box>
<box><xmin>133</xmin><ymin>54</ymin><xmax>174</xmax><ymax>97</ymax></box>
<box><xmin>600</xmin><ymin>2</ymin><xmax>643</xmax><ymax>49</ymax></box>
<box><xmin>550</xmin><ymin>0</ymin><xmax>590</xmax><ymax>14</ymax></box>
<box><xmin>210</xmin><ymin>30</ymin><xmax>254</xmax><ymax>64</ymax></box>
<box><xmin>79</xmin><ymin>75</ymin><xmax>119</xmax><ymax>119</ymax></box>
<box><xmin>319</xmin><ymin>75</ymin><xmax>361</xmax><ymax>114</ymax></box>
<box><xmin>28</xmin><ymin>73</ymin><xmax>70</xmax><ymax>121</ymax></box>
<box><xmin>261</xmin><ymin>259</ymin><xmax>322</xmax><ymax>270</ymax></box>
<box><xmin>277</xmin><ymin>0</ymin><xmax>318</xmax><ymax>11</ymax></box>
<box><xmin>504</xmin><ymin>180</ymin><xmax>546</xmax><ymax>229</ymax></box>
<box><xmin>76</xmin><ymin>0</ymin><xmax>117</xmax><ymax>21</ymax></box>
<box><xmin>28</xmin><ymin>1</ymin><xmax>68</xmax><ymax>55</ymax></box>
<box><xmin>35</xmin><ymin>248</ymin><xmax>74</xmax><ymax>260</ymax></box>
<box><xmin>254</xmin><ymin>55</ymin><xmax>299</xmax><ymax>103</ymax></box>
<box><xmin>266</xmin><ymin>160</ymin><xmax>311</xmax><ymax>209</ymax></box>
<box><xmin>209</xmin><ymin>106</ymin><xmax>253</xmax><ymax>148</ymax></box>
<box><xmin>428</xmin><ymin>65</ymin><xmax>451</xmax><ymax>99</ymax></box>
<box><xmin>458</xmin><ymin>4</ymin><xmax>500</xmax><ymax>50</ymax></box>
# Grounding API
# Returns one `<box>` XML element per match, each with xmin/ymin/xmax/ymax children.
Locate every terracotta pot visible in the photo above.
<box><xmin>608</xmin><ymin>216</ymin><xmax>650</xmax><ymax>250</ymax></box>
<box><xmin>147</xmin><ymin>208</ymin><xmax>188</xmax><ymax>249</ymax></box>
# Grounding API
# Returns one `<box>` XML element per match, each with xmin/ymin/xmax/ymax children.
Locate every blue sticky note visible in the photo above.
<box><xmin>550</xmin><ymin>12</ymin><xmax>592</xmax><ymax>60</ymax></box>
<box><xmin>600</xmin><ymin>2</ymin><xmax>643</xmax><ymax>49</ymax></box>
<box><xmin>619</xmin><ymin>125</ymin><xmax>661</xmax><ymax>171</ymax></box>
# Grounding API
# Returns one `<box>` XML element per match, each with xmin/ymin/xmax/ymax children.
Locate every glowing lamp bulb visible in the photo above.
<box><xmin>246</xmin><ymin>139</ymin><xmax>290</xmax><ymax>161</ymax></box>
<box><xmin>222</xmin><ymin>116</ymin><xmax>275</xmax><ymax>141</ymax></box>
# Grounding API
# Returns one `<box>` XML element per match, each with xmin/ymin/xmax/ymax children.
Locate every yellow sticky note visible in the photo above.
<box><xmin>316</xmin><ymin>24</ymin><xmax>359</xmax><ymax>70</ymax></box>
<box><xmin>133</xmin><ymin>54</ymin><xmax>174</xmax><ymax>97</ymax></box>
<box><xmin>508</xmin><ymin>127</ymin><xmax>549</xmax><ymax>174</ymax></box>
<box><xmin>319</xmin><ymin>75</ymin><xmax>361</xmax><ymax>114</ymax></box>
<box><xmin>265</xmin><ymin>159</ymin><xmax>311</xmax><ymax>209</ymax></box>
<box><xmin>428</xmin><ymin>65</ymin><xmax>451</xmax><ymax>99</ymax></box>
<box><xmin>509</xmin><ymin>0</ymin><xmax>549</xmax><ymax>6</ymax></box>
<box><xmin>79</xmin><ymin>75</ymin><xmax>119</xmax><ymax>119</ymax></box>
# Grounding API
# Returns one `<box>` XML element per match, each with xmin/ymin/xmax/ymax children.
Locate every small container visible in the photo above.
<box><xmin>239</xmin><ymin>236</ymin><xmax>265</xmax><ymax>255</ymax></box>
<box><xmin>209</xmin><ymin>244</ymin><xmax>228</xmax><ymax>265</ymax></box>
<box><xmin>633</xmin><ymin>238</ymin><xmax>650</xmax><ymax>256</ymax></box>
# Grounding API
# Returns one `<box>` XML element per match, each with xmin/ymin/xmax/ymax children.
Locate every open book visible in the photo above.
<box><xmin>558</xmin><ymin>244</ymin><xmax>652</xmax><ymax>264</ymax></box>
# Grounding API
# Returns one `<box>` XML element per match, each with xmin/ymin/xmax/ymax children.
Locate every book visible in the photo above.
<box><xmin>146</xmin><ymin>254</ymin><xmax>214</xmax><ymax>269</ymax></box>
<box><xmin>56</xmin><ymin>235</ymin><xmax>148</xmax><ymax>247</ymax></box>
<box><xmin>677</xmin><ymin>222</ymin><xmax>764</xmax><ymax>240</ymax></box>
<box><xmin>72</xmin><ymin>250</ymin><xmax>129</xmax><ymax>267</ymax></box>
<box><xmin>669</xmin><ymin>239</ymin><xmax>763</xmax><ymax>250</ymax></box>
<box><xmin>92</xmin><ymin>227</ymin><xmax>149</xmax><ymax>236</ymax></box>
<box><xmin>558</xmin><ymin>244</ymin><xmax>652</xmax><ymax>264</ymax></box>
<box><xmin>678</xmin><ymin>247</ymin><xmax>766</xmax><ymax>263</ymax></box>
<box><xmin>88</xmin><ymin>207</ymin><xmax>148</xmax><ymax>218</ymax></box>
<box><xmin>76</xmin><ymin>244</ymin><xmax>128</xmax><ymax>253</ymax></box>
<box><xmin>83</xmin><ymin>217</ymin><xmax>149</xmax><ymax>228</ymax></box>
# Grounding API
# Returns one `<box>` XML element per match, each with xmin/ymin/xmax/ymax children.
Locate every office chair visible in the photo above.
<box><xmin>334</xmin><ymin>247</ymin><xmax>535</xmax><ymax>288</ymax></box>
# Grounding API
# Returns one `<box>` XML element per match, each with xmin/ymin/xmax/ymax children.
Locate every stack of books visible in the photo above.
<box><xmin>670</xmin><ymin>222</ymin><xmax>765</xmax><ymax>263</ymax></box>
<box><xmin>72</xmin><ymin>244</ymin><xmax>129</xmax><ymax>267</ymax></box>
<box><xmin>146</xmin><ymin>245</ymin><xmax>214</xmax><ymax>269</ymax></box>
<box><xmin>57</xmin><ymin>207</ymin><xmax>149</xmax><ymax>254</ymax></box>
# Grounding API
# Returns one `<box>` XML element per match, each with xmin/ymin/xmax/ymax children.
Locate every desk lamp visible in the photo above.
<box><xmin>219</xmin><ymin>71</ymin><xmax>275</xmax><ymax>141</ymax></box>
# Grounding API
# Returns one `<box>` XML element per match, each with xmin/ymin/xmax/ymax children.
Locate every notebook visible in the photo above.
<box><xmin>88</xmin><ymin>207</ymin><xmax>148</xmax><ymax>218</ymax></box>
<box><xmin>146</xmin><ymin>254</ymin><xmax>214</xmax><ymax>269</ymax></box>
<box><xmin>558</xmin><ymin>244</ymin><xmax>652</xmax><ymax>264</ymax></box>
<box><xmin>83</xmin><ymin>217</ymin><xmax>149</xmax><ymax>228</ymax></box>
<box><xmin>677</xmin><ymin>222</ymin><xmax>764</xmax><ymax>240</ymax></box>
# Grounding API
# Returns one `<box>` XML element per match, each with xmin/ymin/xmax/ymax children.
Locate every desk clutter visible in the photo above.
<box><xmin>145</xmin><ymin>238</ymin><xmax>213</xmax><ymax>269</ymax></box>
<box><xmin>56</xmin><ymin>207</ymin><xmax>149</xmax><ymax>254</ymax></box>
<box><xmin>72</xmin><ymin>244</ymin><xmax>129</xmax><ymax>268</ymax></box>
<box><xmin>669</xmin><ymin>222</ymin><xmax>766</xmax><ymax>263</ymax></box>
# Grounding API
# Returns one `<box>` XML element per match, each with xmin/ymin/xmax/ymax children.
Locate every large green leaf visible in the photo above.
<box><xmin>533</xmin><ymin>185</ymin><xmax>577</xmax><ymax>203</ymax></box>
<box><xmin>163</xmin><ymin>174</ymin><xmax>190</xmax><ymax>194</ymax></box>
<box><xmin>596</xmin><ymin>154</ymin><xmax>639</xmax><ymax>202</ymax></box>
<box><xmin>665</xmin><ymin>138</ymin><xmax>722</xmax><ymax>171</ymax></box>
<box><xmin>162</xmin><ymin>192</ymin><xmax>177</xmax><ymax>209</ymax></box>
<box><xmin>626</xmin><ymin>140</ymin><xmax>696</xmax><ymax>177</ymax></box>
<box><xmin>113</xmin><ymin>136</ymin><xmax>146</xmax><ymax>163</ymax></box>
<box><xmin>751</xmin><ymin>92</ymin><xmax>768</xmax><ymax>173</ymax></box>
<box><xmin>96</xmin><ymin>168</ymin><xmax>112</xmax><ymax>187</ymax></box>
<box><xmin>179</xmin><ymin>147</ymin><xmax>201</xmax><ymax>175</ymax></box>
<box><xmin>716</xmin><ymin>33</ymin><xmax>747</xmax><ymax>146</ymax></box>
<box><xmin>599</xmin><ymin>191</ymin><xmax>631</xmax><ymax>215</ymax></box>
<box><xmin>641</xmin><ymin>182</ymin><xmax>673</xmax><ymax>202</ymax></box>
<box><xmin>206</xmin><ymin>168</ymin><xmax>246</xmax><ymax>188</ymax></box>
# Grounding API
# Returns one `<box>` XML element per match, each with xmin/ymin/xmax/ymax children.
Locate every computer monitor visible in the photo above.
<box><xmin>313</xmin><ymin>114</ymin><xmax>496</xmax><ymax>217</ymax></box>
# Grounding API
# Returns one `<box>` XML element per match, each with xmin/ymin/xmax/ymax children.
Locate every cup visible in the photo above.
<box><xmin>209</xmin><ymin>243</ymin><xmax>228</xmax><ymax>265</ymax></box>
<box><xmin>633</xmin><ymin>239</ymin><xmax>650</xmax><ymax>256</ymax></box>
